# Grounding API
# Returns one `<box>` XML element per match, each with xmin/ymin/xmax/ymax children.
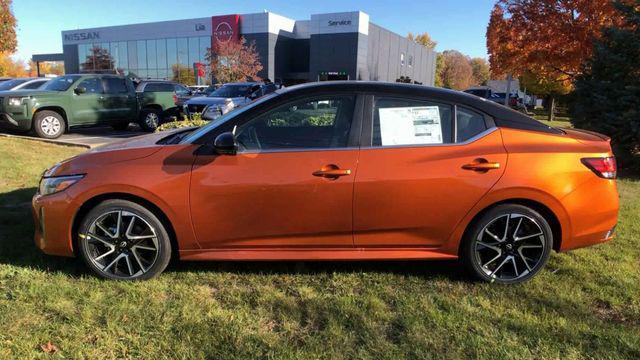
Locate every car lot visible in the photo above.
<box><xmin>1</xmin><ymin>125</ymin><xmax>145</xmax><ymax>148</ymax></box>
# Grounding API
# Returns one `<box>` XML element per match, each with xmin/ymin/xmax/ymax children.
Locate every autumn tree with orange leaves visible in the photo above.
<box><xmin>207</xmin><ymin>37</ymin><xmax>263</xmax><ymax>84</ymax></box>
<box><xmin>487</xmin><ymin>0</ymin><xmax>625</xmax><ymax>119</ymax></box>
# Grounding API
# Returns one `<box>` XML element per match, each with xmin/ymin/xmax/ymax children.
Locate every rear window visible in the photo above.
<box><xmin>142</xmin><ymin>82</ymin><xmax>174</xmax><ymax>92</ymax></box>
<box><xmin>103</xmin><ymin>77</ymin><xmax>129</xmax><ymax>94</ymax></box>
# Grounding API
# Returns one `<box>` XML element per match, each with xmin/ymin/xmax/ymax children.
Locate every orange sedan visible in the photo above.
<box><xmin>32</xmin><ymin>82</ymin><xmax>619</xmax><ymax>283</ymax></box>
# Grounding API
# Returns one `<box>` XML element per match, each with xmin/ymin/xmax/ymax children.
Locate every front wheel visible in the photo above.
<box><xmin>461</xmin><ymin>204</ymin><xmax>553</xmax><ymax>284</ymax></box>
<box><xmin>77</xmin><ymin>199</ymin><xmax>172</xmax><ymax>280</ymax></box>
<box><xmin>33</xmin><ymin>110</ymin><xmax>66</xmax><ymax>139</ymax></box>
<box><xmin>138</xmin><ymin>108</ymin><xmax>161</xmax><ymax>132</ymax></box>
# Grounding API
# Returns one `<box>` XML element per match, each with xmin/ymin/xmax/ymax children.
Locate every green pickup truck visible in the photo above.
<box><xmin>0</xmin><ymin>74</ymin><xmax>185</xmax><ymax>139</ymax></box>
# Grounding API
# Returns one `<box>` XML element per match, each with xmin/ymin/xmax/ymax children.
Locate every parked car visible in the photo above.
<box><xmin>0</xmin><ymin>78</ymin><xmax>50</xmax><ymax>91</ymax></box>
<box><xmin>32</xmin><ymin>81</ymin><xmax>619</xmax><ymax>283</ymax></box>
<box><xmin>187</xmin><ymin>85</ymin><xmax>209</xmax><ymax>95</ymax></box>
<box><xmin>0</xmin><ymin>74</ymin><xmax>185</xmax><ymax>138</ymax></box>
<box><xmin>136</xmin><ymin>80</ymin><xmax>195</xmax><ymax>127</ymax></box>
<box><xmin>184</xmin><ymin>82</ymin><xmax>278</xmax><ymax>120</ymax></box>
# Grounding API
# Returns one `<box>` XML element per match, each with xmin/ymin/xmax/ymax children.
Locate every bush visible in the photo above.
<box><xmin>156</xmin><ymin>113</ymin><xmax>209</xmax><ymax>132</ymax></box>
<box><xmin>572</xmin><ymin>1</ymin><xmax>640</xmax><ymax>173</ymax></box>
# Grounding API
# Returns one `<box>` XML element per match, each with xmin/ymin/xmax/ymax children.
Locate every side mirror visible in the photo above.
<box><xmin>74</xmin><ymin>87</ymin><xmax>87</xmax><ymax>95</ymax></box>
<box><xmin>213</xmin><ymin>131</ymin><xmax>238</xmax><ymax>155</ymax></box>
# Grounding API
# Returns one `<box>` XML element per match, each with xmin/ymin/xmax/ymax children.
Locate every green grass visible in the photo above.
<box><xmin>0</xmin><ymin>137</ymin><xmax>639</xmax><ymax>358</ymax></box>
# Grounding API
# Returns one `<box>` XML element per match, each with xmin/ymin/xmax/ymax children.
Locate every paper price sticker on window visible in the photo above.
<box><xmin>379</xmin><ymin>106</ymin><xmax>443</xmax><ymax>145</ymax></box>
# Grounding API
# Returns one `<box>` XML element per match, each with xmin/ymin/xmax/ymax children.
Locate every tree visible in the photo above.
<box><xmin>439</xmin><ymin>50</ymin><xmax>474</xmax><ymax>90</ymax></box>
<box><xmin>572</xmin><ymin>1</ymin><xmax>640</xmax><ymax>171</ymax></box>
<box><xmin>80</xmin><ymin>46</ymin><xmax>115</xmax><ymax>72</ymax></box>
<box><xmin>470</xmin><ymin>57</ymin><xmax>491</xmax><ymax>86</ymax></box>
<box><xmin>171</xmin><ymin>64</ymin><xmax>196</xmax><ymax>85</ymax></box>
<box><xmin>0</xmin><ymin>53</ymin><xmax>27</xmax><ymax>77</ymax></box>
<box><xmin>487</xmin><ymin>0</ymin><xmax>624</xmax><ymax>119</ymax></box>
<box><xmin>0</xmin><ymin>0</ymin><xmax>17</xmax><ymax>54</ymax></box>
<box><xmin>407</xmin><ymin>32</ymin><xmax>437</xmax><ymax>49</ymax></box>
<box><xmin>434</xmin><ymin>53</ymin><xmax>444</xmax><ymax>87</ymax></box>
<box><xmin>28</xmin><ymin>60</ymin><xmax>64</xmax><ymax>77</ymax></box>
<box><xmin>207</xmin><ymin>37</ymin><xmax>263</xmax><ymax>83</ymax></box>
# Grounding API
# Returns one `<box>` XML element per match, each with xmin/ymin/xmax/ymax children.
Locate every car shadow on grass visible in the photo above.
<box><xmin>0</xmin><ymin>187</ymin><xmax>467</xmax><ymax>282</ymax></box>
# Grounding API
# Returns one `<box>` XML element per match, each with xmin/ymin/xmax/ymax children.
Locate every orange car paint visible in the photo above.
<box><xmin>32</xmin><ymin>124</ymin><xmax>618</xmax><ymax>262</ymax></box>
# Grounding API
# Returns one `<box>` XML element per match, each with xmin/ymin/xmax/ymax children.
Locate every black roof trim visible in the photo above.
<box><xmin>277</xmin><ymin>81</ymin><xmax>562</xmax><ymax>134</ymax></box>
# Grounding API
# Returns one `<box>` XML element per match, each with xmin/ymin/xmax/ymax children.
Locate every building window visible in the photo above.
<box><xmin>408</xmin><ymin>55</ymin><xmax>413</xmax><ymax>67</ymax></box>
<box><xmin>400</xmin><ymin>53</ymin><xmax>405</xmax><ymax>66</ymax></box>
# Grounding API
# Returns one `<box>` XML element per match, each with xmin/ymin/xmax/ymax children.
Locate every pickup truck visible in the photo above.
<box><xmin>0</xmin><ymin>74</ymin><xmax>183</xmax><ymax>139</ymax></box>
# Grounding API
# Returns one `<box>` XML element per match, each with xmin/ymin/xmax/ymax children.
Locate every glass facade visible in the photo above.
<box><xmin>78</xmin><ymin>36</ymin><xmax>212</xmax><ymax>84</ymax></box>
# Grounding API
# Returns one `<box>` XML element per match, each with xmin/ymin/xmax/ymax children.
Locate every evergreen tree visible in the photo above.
<box><xmin>572</xmin><ymin>1</ymin><xmax>640</xmax><ymax>171</ymax></box>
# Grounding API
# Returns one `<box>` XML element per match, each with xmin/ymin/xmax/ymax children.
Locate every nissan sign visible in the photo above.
<box><xmin>64</xmin><ymin>31</ymin><xmax>100</xmax><ymax>42</ymax></box>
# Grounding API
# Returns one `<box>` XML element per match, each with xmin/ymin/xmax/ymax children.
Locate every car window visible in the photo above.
<box><xmin>77</xmin><ymin>77</ymin><xmax>103</xmax><ymax>94</ymax></box>
<box><xmin>175</xmin><ymin>85</ymin><xmax>190</xmax><ymax>96</ymax></box>
<box><xmin>21</xmin><ymin>80</ymin><xmax>48</xmax><ymax>89</ymax></box>
<box><xmin>235</xmin><ymin>95</ymin><xmax>355</xmax><ymax>151</ymax></box>
<box><xmin>0</xmin><ymin>79</ymin><xmax>27</xmax><ymax>90</ymax></box>
<box><xmin>102</xmin><ymin>77</ymin><xmax>128</xmax><ymax>94</ymax></box>
<box><xmin>372</xmin><ymin>97</ymin><xmax>452</xmax><ymax>146</ymax></box>
<box><xmin>42</xmin><ymin>75</ymin><xmax>81</xmax><ymax>91</ymax></box>
<box><xmin>456</xmin><ymin>107</ymin><xmax>488</xmax><ymax>142</ymax></box>
<box><xmin>210</xmin><ymin>85</ymin><xmax>252</xmax><ymax>98</ymax></box>
<box><xmin>142</xmin><ymin>82</ymin><xmax>174</xmax><ymax>92</ymax></box>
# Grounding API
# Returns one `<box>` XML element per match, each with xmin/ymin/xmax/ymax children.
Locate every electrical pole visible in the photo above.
<box><xmin>504</xmin><ymin>74</ymin><xmax>512</xmax><ymax>106</ymax></box>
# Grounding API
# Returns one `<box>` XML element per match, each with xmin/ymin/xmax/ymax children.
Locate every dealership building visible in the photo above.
<box><xmin>33</xmin><ymin>11</ymin><xmax>437</xmax><ymax>86</ymax></box>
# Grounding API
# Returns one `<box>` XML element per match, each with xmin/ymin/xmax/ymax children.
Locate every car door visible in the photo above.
<box><xmin>101</xmin><ymin>76</ymin><xmax>136</xmax><ymax>121</ymax></box>
<box><xmin>190</xmin><ymin>94</ymin><xmax>362</xmax><ymax>249</ymax></box>
<box><xmin>353</xmin><ymin>95</ymin><xmax>507</xmax><ymax>247</ymax></box>
<box><xmin>71</xmin><ymin>76</ymin><xmax>105</xmax><ymax>124</ymax></box>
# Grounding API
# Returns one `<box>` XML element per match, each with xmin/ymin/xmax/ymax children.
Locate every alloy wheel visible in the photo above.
<box><xmin>82</xmin><ymin>210</ymin><xmax>159</xmax><ymax>279</ymax></box>
<box><xmin>473</xmin><ymin>213</ymin><xmax>546</xmax><ymax>282</ymax></box>
<box><xmin>145</xmin><ymin>112</ymin><xmax>159</xmax><ymax>129</ymax></box>
<box><xmin>41</xmin><ymin>116</ymin><xmax>61</xmax><ymax>136</ymax></box>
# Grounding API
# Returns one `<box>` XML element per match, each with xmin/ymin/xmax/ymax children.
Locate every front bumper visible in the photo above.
<box><xmin>0</xmin><ymin>112</ymin><xmax>31</xmax><ymax>131</ymax></box>
<box><xmin>32</xmin><ymin>191</ymin><xmax>76</xmax><ymax>257</ymax></box>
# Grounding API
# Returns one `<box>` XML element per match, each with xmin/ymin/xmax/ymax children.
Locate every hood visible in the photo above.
<box><xmin>44</xmin><ymin>129</ymin><xmax>186</xmax><ymax>177</ymax></box>
<box><xmin>186</xmin><ymin>96</ymin><xmax>244</xmax><ymax>106</ymax></box>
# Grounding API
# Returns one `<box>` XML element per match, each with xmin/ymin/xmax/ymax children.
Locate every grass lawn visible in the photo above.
<box><xmin>0</xmin><ymin>137</ymin><xmax>639</xmax><ymax>358</ymax></box>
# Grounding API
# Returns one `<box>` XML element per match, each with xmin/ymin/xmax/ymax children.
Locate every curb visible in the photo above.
<box><xmin>0</xmin><ymin>133</ymin><xmax>92</xmax><ymax>149</ymax></box>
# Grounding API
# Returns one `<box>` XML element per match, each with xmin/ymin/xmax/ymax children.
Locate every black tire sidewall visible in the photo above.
<box><xmin>33</xmin><ymin>110</ymin><xmax>65</xmax><ymax>139</ymax></box>
<box><xmin>138</xmin><ymin>109</ymin><xmax>160</xmax><ymax>132</ymax></box>
<box><xmin>77</xmin><ymin>199</ymin><xmax>172</xmax><ymax>280</ymax></box>
<box><xmin>461</xmin><ymin>204</ymin><xmax>553</xmax><ymax>284</ymax></box>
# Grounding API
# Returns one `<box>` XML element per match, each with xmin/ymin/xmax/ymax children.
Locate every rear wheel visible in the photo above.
<box><xmin>33</xmin><ymin>110</ymin><xmax>65</xmax><ymax>139</ymax></box>
<box><xmin>138</xmin><ymin>108</ymin><xmax>161</xmax><ymax>132</ymax></box>
<box><xmin>77</xmin><ymin>199</ymin><xmax>172</xmax><ymax>280</ymax></box>
<box><xmin>461</xmin><ymin>204</ymin><xmax>552</xmax><ymax>284</ymax></box>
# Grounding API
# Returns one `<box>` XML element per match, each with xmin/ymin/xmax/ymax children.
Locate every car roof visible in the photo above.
<box><xmin>276</xmin><ymin>81</ymin><xmax>560</xmax><ymax>134</ymax></box>
<box><xmin>223</xmin><ymin>82</ymin><xmax>260</xmax><ymax>86</ymax></box>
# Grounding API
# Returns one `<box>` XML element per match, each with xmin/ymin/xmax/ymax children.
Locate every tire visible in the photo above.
<box><xmin>77</xmin><ymin>199</ymin><xmax>172</xmax><ymax>280</ymax></box>
<box><xmin>461</xmin><ymin>204</ymin><xmax>553</xmax><ymax>284</ymax></box>
<box><xmin>33</xmin><ymin>110</ymin><xmax>65</xmax><ymax>139</ymax></box>
<box><xmin>138</xmin><ymin>108</ymin><xmax>161</xmax><ymax>132</ymax></box>
<box><xmin>111</xmin><ymin>121</ymin><xmax>130</xmax><ymax>131</ymax></box>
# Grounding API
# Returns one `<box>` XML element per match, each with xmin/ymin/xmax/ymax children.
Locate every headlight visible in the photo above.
<box><xmin>39</xmin><ymin>175</ymin><xmax>84</xmax><ymax>196</ymax></box>
<box><xmin>203</xmin><ymin>106</ymin><xmax>222</xmax><ymax>119</ymax></box>
<box><xmin>8</xmin><ymin>97</ymin><xmax>25</xmax><ymax>106</ymax></box>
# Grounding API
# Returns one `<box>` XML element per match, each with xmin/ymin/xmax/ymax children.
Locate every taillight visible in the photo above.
<box><xmin>581</xmin><ymin>157</ymin><xmax>617</xmax><ymax>179</ymax></box>
<box><xmin>172</xmin><ymin>93</ymin><xmax>178</xmax><ymax>105</ymax></box>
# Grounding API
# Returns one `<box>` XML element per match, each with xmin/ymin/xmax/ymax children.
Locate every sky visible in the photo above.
<box><xmin>12</xmin><ymin>0</ymin><xmax>495</xmax><ymax>62</ymax></box>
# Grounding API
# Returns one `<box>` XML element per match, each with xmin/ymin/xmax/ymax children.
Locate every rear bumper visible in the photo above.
<box><xmin>559</xmin><ymin>177</ymin><xmax>619</xmax><ymax>251</ymax></box>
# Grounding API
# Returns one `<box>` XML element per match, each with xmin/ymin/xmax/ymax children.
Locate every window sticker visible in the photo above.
<box><xmin>379</xmin><ymin>106</ymin><xmax>443</xmax><ymax>145</ymax></box>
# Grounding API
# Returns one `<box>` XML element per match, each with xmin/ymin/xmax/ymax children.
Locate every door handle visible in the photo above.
<box><xmin>462</xmin><ymin>159</ymin><xmax>500</xmax><ymax>172</ymax></box>
<box><xmin>313</xmin><ymin>164</ymin><xmax>351</xmax><ymax>179</ymax></box>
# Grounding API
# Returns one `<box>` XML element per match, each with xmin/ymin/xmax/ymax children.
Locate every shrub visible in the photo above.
<box><xmin>156</xmin><ymin>113</ymin><xmax>208</xmax><ymax>132</ymax></box>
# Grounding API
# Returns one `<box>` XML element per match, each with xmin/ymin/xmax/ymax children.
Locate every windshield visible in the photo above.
<box><xmin>0</xmin><ymin>79</ymin><xmax>28</xmax><ymax>90</ymax></box>
<box><xmin>180</xmin><ymin>92</ymin><xmax>278</xmax><ymax>144</ymax></box>
<box><xmin>42</xmin><ymin>75</ymin><xmax>81</xmax><ymax>91</ymax></box>
<box><xmin>209</xmin><ymin>84</ymin><xmax>253</xmax><ymax>98</ymax></box>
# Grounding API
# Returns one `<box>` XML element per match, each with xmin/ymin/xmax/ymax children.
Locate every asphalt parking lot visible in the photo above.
<box><xmin>0</xmin><ymin>125</ymin><xmax>145</xmax><ymax>148</ymax></box>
